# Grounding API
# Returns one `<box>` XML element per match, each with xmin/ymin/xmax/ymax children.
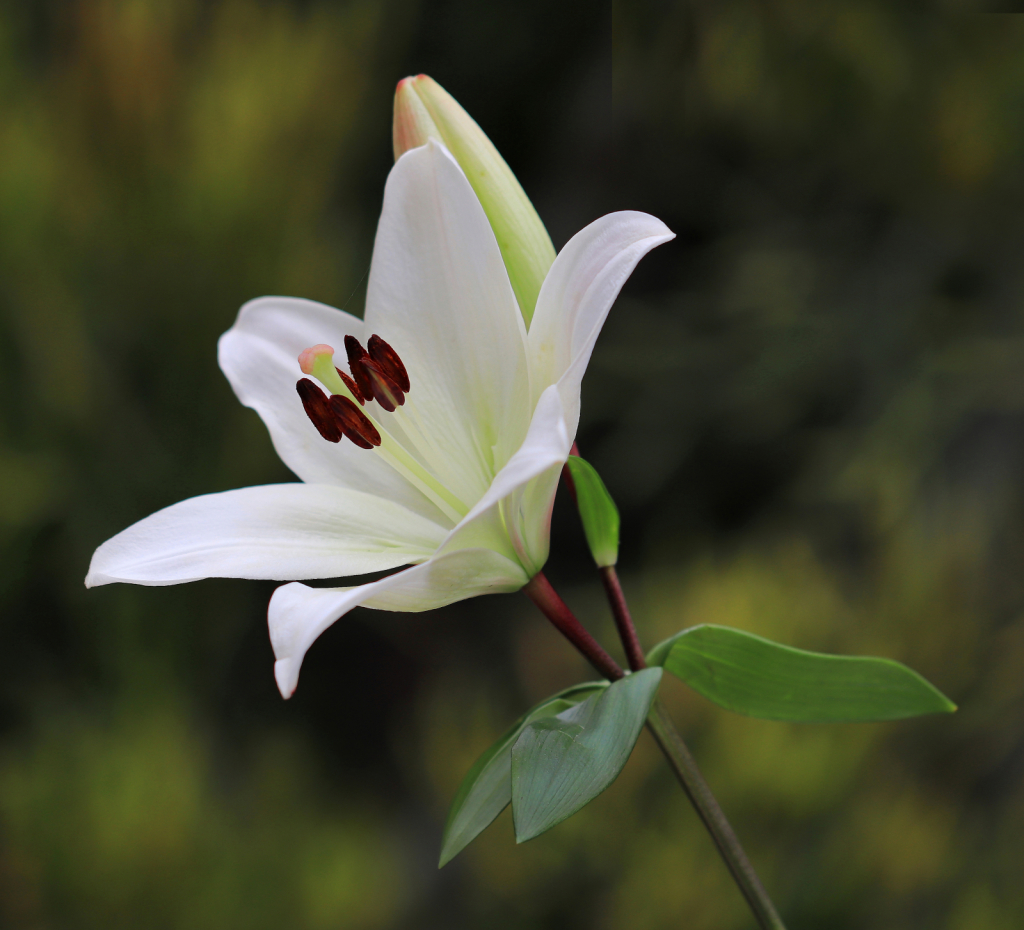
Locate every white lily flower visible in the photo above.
<box><xmin>86</xmin><ymin>140</ymin><xmax>673</xmax><ymax>698</ymax></box>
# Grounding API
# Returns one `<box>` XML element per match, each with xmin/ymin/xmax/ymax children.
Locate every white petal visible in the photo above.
<box><xmin>269</xmin><ymin>547</ymin><xmax>528</xmax><ymax>697</ymax></box>
<box><xmin>439</xmin><ymin>385</ymin><xmax>570</xmax><ymax>575</ymax></box>
<box><xmin>218</xmin><ymin>297</ymin><xmax>447</xmax><ymax>524</ymax></box>
<box><xmin>363</xmin><ymin>140</ymin><xmax>532</xmax><ymax>501</ymax></box>
<box><xmin>528</xmin><ymin>211</ymin><xmax>675</xmax><ymax>434</ymax></box>
<box><xmin>85</xmin><ymin>484</ymin><xmax>447</xmax><ymax>587</ymax></box>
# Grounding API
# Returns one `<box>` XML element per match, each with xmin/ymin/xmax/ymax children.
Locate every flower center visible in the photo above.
<box><xmin>294</xmin><ymin>338</ymin><xmax>467</xmax><ymax>524</ymax></box>
<box><xmin>295</xmin><ymin>335</ymin><xmax>410</xmax><ymax>447</ymax></box>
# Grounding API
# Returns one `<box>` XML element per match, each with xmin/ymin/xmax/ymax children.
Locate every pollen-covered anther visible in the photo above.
<box><xmin>368</xmin><ymin>334</ymin><xmax>410</xmax><ymax>393</ymax></box>
<box><xmin>344</xmin><ymin>335</ymin><xmax>376</xmax><ymax>400</ymax></box>
<box><xmin>296</xmin><ymin>378</ymin><xmax>382</xmax><ymax>449</ymax></box>
<box><xmin>345</xmin><ymin>334</ymin><xmax>410</xmax><ymax>413</ymax></box>
<box><xmin>296</xmin><ymin>378</ymin><xmax>342</xmax><ymax>443</ymax></box>
<box><xmin>362</xmin><ymin>358</ymin><xmax>406</xmax><ymax>412</ymax></box>
<box><xmin>335</xmin><ymin>367</ymin><xmax>365</xmax><ymax>404</ymax></box>
<box><xmin>329</xmin><ymin>395</ymin><xmax>382</xmax><ymax>448</ymax></box>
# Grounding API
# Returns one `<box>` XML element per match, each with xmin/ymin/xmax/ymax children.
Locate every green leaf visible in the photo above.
<box><xmin>510</xmin><ymin>668</ymin><xmax>663</xmax><ymax>842</ymax></box>
<box><xmin>438</xmin><ymin>682</ymin><xmax>607</xmax><ymax>867</ymax></box>
<box><xmin>565</xmin><ymin>455</ymin><xmax>619</xmax><ymax>567</ymax></box>
<box><xmin>648</xmin><ymin>625</ymin><xmax>957</xmax><ymax>723</ymax></box>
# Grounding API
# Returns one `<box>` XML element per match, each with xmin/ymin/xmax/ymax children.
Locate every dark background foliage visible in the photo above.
<box><xmin>1</xmin><ymin>1</ymin><xmax>1022</xmax><ymax>927</ymax></box>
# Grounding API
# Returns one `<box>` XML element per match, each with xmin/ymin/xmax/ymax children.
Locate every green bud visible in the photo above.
<box><xmin>392</xmin><ymin>75</ymin><xmax>556</xmax><ymax>326</ymax></box>
<box><xmin>565</xmin><ymin>455</ymin><xmax>619</xmax><ymax>568</ymax></box>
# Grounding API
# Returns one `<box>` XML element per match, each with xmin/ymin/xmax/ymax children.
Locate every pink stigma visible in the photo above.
<box><xmin>298</xmin><ymin>344</ymin><xmax>335</xmax><ymax>375</ymax></box>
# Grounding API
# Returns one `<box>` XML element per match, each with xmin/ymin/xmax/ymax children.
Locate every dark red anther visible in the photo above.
<box><xmin>296</xmin><ymin>378</ymin><xmax>342</xmax><ymax>443</ymax></box>
<box><xmin>344</xmin><ymin>335</ymin><xmax>376</xmax><ymax>401</ymax></box>
<box><xmin>336</xmin><ymin>367</ymin><xmax>365</xmax><ymax>404</ymax></box>
<box><xmin>345</xmin><ymin>333</ymin><xmax>408</xmax><ymax>412</ymax></box>
<box><xmin>360</xmin><ymin>358</ymin><xmax>405</xmax><ymax>412</ymax></box>
<box><xmin>368</xmin><ymin>334</ymin><xmax>410</xmax><ymax>393</ymax></box>
<box><xmin>329</xmin><ymin>394</ymin><xmax>382</xmax><ymax>448</ymax></box>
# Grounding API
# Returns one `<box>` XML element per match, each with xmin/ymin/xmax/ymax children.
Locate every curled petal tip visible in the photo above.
<box><xmin>274</xmin><ymin>659</ymin><xmax>297</xmax><ymax>699</ymax></box>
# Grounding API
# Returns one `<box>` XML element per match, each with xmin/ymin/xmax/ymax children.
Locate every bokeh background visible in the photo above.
<box><xmin>1</xmin><ymin>1</ymin><xmax>1023</xmax><ymax>927</ymax></box>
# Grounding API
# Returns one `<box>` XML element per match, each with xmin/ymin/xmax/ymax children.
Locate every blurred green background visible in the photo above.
<box><xmin>1</xmin><ymin>1</ymin><xmax>1023</xmax><ymax>927</ymax></box>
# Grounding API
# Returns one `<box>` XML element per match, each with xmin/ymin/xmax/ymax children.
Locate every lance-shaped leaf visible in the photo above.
<box><xmin>438</xmin><ymin>681</ymin><xmax>607</xmax><ymax>867</ymax></box>
<box><xmin>564</xmin><ymin>455</ymin><xmax>619</xmax><ymax>567</ymax></box>
<box><xmin>511</xmin><ymin>668</ymin><xmax>663</xmax><ymax>842</ymax></box>
<box><xmin>648</xmin><ymin>625</ymin><xmax>956</xmax><ymax>723</ymax></box>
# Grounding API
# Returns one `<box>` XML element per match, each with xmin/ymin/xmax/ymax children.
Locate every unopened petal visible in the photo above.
<box><xmin>269</xmin><ymin>548</ymin><xmax>528</xmax><ymax>697</ymax></box>
<box><xmin>85</xmin><ymin>484</ymin><xmax>446</xmax><ymax>587</ymax></box>
<box><xmin>528</xmin><ymin>212</ymin><xmax>675</xmax><ymax>435</ymax></box>
<box><xmin>395</xmin><ymin>75</ymin><xmax>556</xmax><ymax>323</ymax></box>
<box><xmin>392</xmin><ymin>75</ymin><xmax>441</xmax><ymax>157</ymax></box>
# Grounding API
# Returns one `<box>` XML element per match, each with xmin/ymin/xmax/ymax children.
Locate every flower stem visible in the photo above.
<box><xmin>645</xmin><ymin>699</ymin><xmax>787</xmax><ymax>930</ymax></box>
<box><xmin>523</xmin><ymin>573</ymin><xmax>624</xmax><ymax>682</ymax></box>
<box><xmin>599</xmin><ymin>565</ymin><xmax>647</xmax><ymax>672</ymax></box>
<box><xmin>527</xmin><ymin>572</ymin><xmax>786</xmax><ymax>929</ymax></box>
<box><xmin>560</xmin><ymin>442</ymin><xmax>581</xmax><ymax>503</ymax></box>
<box><xmin>595</xmin><ymin>567</ymin><xmax>787</xmax><ymax>930</ymax></box>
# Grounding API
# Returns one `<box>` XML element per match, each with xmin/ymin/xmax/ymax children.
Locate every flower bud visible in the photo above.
<box><xmin>393</xmin><ymin>75</ymin><xmax>556</xmax><ymax>326</ymax></box>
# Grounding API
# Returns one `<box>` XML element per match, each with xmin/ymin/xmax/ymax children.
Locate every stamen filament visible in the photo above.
<box><xmin>298</xmin><ymin>341</ymin><xmax>469</xmax><ymax>524</ymax></box>
<box><xmin>308</xmin><ymin>354</ymin><xmax>353</xmax><ymax>399</ymax></box>
<box><xmin>389</xmin><ymin>402</ymin><xmax>474</xmax><ymax>492</ymax></box>
<box><xmin>374</xmin><ymin>434</ymin><xmax>467</xmax><ymax>523</ymax></box>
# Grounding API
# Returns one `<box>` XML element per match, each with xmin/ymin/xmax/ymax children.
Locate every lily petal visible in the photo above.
<box><xmin>364</xmin><ymin>140</ymin><xmax>532</xmax><ymax>500</ymax></box>
<box><xmin>269</xmin><ymin>547</ymin><xmax>528</xmax><ymax>697</ymax></box>
<box><xmin>528</xmin><ymin>211</ymin><xmax>675</xmax><ymax>434</ymax></box>
<box><xmin>218</xmin><ymin>297</ymin><xmax>448</xmax><ymax>524</ymax></box>
<box><xmin>439</xmin><ymin>385</ymin><xmax>570</xmax><ymax>575</ymax></box>
<box><xmin>85</xmin><ymin>484</ymin><xmax>447</xmax><ymax>587</ymax></box>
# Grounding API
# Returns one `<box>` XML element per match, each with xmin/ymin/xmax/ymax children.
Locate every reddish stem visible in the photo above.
<box><xmin>600</xmin><ymin>565</ymin><xmax>647</xmax><ymax>672</ymax></box>
<box><xmin>523</xmin><ymin>572</ymin><xmax>624</xmax><ymax>681</ymax></box>
<box><xmin>560</xmin><ymin>442</ymin><xmax>581</xmax><ymax>504</ymax></box>
<box><xmin>547</xmin><ymin>455</ymin><xmax>787</xmax><ymax>930</ymax></box>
